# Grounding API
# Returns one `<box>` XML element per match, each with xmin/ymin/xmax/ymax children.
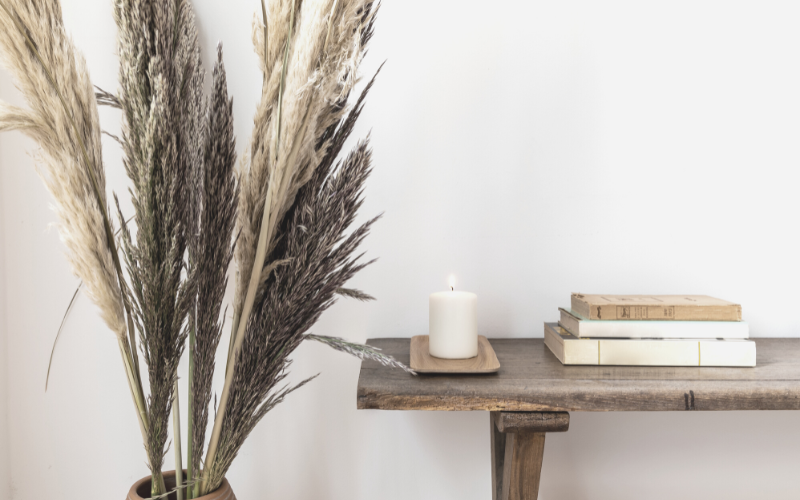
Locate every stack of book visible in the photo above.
<box><xmin>545</xmin><ymin>294</ymin><xmax>756</xmax><ymax>367</ymax></box>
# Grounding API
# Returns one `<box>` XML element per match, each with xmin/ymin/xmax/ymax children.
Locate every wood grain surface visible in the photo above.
<box><xmin>491</xmin><ymin>412</ymin><xmax>564</xmax><ymax>500</ymax></box>
<box><xmin>493</xmin><ymin>411</ymin><xmax>570</xmax><ymax>433</ymax></box>
<box><xmin>410</xmin><ymin>335</ymin><xmax>500</xmax><ymax>373</ymax></box>
<box><xmin>501</xmin><ymin>432</ymin><xmax>546</xmax><ymax>500</ymax></box>
<box><xmin>357</xmin><ymin>338</ymin><xmax>800</xmax><ymax>412</ymax></box>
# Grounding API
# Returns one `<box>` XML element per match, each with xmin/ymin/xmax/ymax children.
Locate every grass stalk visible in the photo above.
<box><xmin>118</xmin><ymin>337</ymin><xmax>149</xmax><ymax>438</ymax></box>
<box><xmin>152</xmin><ymin>471</ymin><xmax>166</xmax><ymax>498</ymax></box>
<box><xmin>172</xmin><ymin>379</ymin><xmax>184</xmax><ymax>500</ymax></box>
<box><xmin>271</xmin><ymin>0</ymin><xmax>294</xmax><ymax>167</ymax></box>
<box><xmin>45</xmin><ymin>283</ymin><xmax>81</xmax><ymax>390</ymax></box>
<box><xmin>203</xmin><ymin>174</ymin><xmax>276</xmax><ymax>493</ymax></box>
<box><xmin>186</xmin><ymin>324</ymin><xmax>195</xmax><ymax>499</ymax></box>
<box><xmin>226</xmin><ymin>0</ymin><xmax>296</xmax><ymax>374</ymax></box>
<box><xmin>260</xmin><ymin>0</ymin><xmax>268</xmax><ymax>79</ymax></box>
<box><xmin>225</xmin><ymin>309</ymin><xmax>239</xmax><ymax>375</ymax></box>
<box><xmin>202</xmin><ymin>3</ymin><xmax>295</xmax><ymax>494</ymax></box>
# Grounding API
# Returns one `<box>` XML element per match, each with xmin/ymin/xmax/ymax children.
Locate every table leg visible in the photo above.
<box><xmin>491</xmin><ymin>413</ymin><xmax>506</xmax><ymax>500</ymax></box>
<box><xmin>490</xmin><ymin>411</ymin><xmax>570</xmax><ymax>500</ymax></box>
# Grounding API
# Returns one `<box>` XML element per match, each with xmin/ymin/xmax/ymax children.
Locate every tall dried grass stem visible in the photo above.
<box><xmin>173</xmin><ymin>380</ymin><xmax>184</xmax><ymax>500</ymax></box>
<box><xmin>202</xmin><ymin>3</ymin><xmax>297</xmax><ymax>489</ymax></box>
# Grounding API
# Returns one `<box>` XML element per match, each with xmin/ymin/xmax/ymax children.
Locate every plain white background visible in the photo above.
<box><xmin>2</xmin><ymin>0</ymin><xmax>800</xmax><ymax>498</ymax></box>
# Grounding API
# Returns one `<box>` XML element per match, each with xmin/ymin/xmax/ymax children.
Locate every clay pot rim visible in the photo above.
<box><xmin>127</xmin><ymin>470</ymin><xmax>232</xmax><ymax>500</ymax></box>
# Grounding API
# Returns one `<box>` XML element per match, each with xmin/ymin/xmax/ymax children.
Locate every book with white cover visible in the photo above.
<box><xmin>558</xmin><ymin>308</ymin><xmax>749</xmax><ymax>339</ymax></box>
<box><xmin>544</xmin><ymin>323</ymin><xmax>756</xmax><ymax>367</ymax></box>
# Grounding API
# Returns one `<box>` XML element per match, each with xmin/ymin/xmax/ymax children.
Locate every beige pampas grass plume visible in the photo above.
<box><xmin>0</xmin><ymin>0</ymin><xmax>151</xmax><ymax>468</ymax></box>
<box><xmin>0</xmin><ymin>0</ymin><xmax>126</xmax><ymax>340</ymax></box>
<box><xmin>232</xmin><ymin>0</ymin><xmax>375</xmax><ymax>357</ymax></box>
<box><xmin>1</xmin><ymin>2</ymin><xmax>405</xmax><ymax>497</ymax></box>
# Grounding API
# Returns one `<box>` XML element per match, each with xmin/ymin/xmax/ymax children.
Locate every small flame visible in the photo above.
<box><xmin>449</xmin><ymin>275</ymin><xmax>455</xmax><ymax>291</ymax></box>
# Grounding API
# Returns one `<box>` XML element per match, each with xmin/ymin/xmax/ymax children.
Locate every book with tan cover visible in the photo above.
<box><xmin>571</xmin><ymin>294</ymin><xmax>742</xmax><ymax>321</ymax></box>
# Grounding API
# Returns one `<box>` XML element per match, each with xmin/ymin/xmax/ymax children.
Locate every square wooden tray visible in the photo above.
<box><xmin>410</xmin><ymin>335</ymin><xmax>501</xmax><ymax>374</ymax></box>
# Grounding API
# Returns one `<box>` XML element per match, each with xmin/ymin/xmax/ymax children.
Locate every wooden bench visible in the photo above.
<box><xmin>356</xmin><ymin>338</ymin><xmax>800</xmax><ymax>500</ymax></box>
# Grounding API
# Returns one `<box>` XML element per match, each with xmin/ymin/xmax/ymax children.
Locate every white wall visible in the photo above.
<box><xmin>0</xmin><ymin>64</ymin><xmax>11</xmax><ymax>500</ymax></box>
<box><xmin>1</xmin><ymin>0</ymin><xmax>800</xmax><ymax>499</ymax></box>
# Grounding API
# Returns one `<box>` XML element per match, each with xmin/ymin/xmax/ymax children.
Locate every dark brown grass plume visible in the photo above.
<box><xmin>113</xmin><ymin>0</ymin><xmax>206</xmax><ymax>493</ymax></box>
<box><xmin>188</xmin><ymin>44</ymin><xmax>239</xmax><ymax>489</ymax></box>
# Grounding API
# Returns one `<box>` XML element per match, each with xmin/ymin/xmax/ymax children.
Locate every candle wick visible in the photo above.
<box><xmin>450</xmin><ymin>286</ymin><xmax>454</xmax><ymax>291</ymax></box>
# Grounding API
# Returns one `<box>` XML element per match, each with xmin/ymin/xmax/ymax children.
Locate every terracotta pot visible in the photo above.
<box><xmin>127</xmin><ymin>470</ymin><xmax>235</xmax><ymax>500</ymax></box>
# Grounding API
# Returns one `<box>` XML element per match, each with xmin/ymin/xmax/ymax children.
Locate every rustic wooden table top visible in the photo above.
<box><xmin>357</xmin><ymin>338</ymin><xmax>800</xmax><ymax>412</ymax></box>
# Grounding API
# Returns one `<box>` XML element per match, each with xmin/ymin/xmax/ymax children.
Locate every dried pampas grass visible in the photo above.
<box><xmin>1</xmin><ymin>0</ymin><xmax>409</xmax><ymax>497</ymax></box>
<box><xmin>0</xmin><ymin>0</ymin><xmax>125</xmax><ymax>340</ymax></box>
<box><xmin>112</xmin><ymin>0</ymin><xmax>223</xmax><ymax>494</ymax></box>
<box><xmin>0</xmin><ymin>0</ymin><xmax>150</xmax><ymax>473</ymax></box>
<box><xmin>232</xmin><ymin>0</ymin><xmax>377</xmax><ymax>341</ymax></box>
<box><xmin>200</xmin><ymin>2</ymin><xmax>395</xmax><ymax>493</ymax></box>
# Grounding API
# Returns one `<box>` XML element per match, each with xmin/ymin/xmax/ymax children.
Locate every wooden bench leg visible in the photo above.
<box><xmin>491</xmin><ymin>413</ymin><xmax>507</xmax><ymax>500</ymax></box>
<box><xmin>490</xmin><ymin>411</ymin><xmax>570</xmax><ymax>500</ymax></box>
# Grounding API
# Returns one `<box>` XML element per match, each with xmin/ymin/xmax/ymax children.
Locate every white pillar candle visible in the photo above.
<box><xmin>429</xmin><ymin>279</ymin><xmax>478</xmax><ymax>359</ymax></box>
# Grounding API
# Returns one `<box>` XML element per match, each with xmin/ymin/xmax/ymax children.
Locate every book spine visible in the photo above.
<box><xmin>544</xmin><ymin>323</ymin><xmax>599</xmax><ymax>365</ymax></box>
<box><xmin>571</xmin><ymin>298</ymin><xmax>742</xmax><ymax>321</ymax></box>
<box><xmin>558</xmin><ymin>309</ymin><xmax>582</xmax><ymax>337</ymax></box>
<box><xmin>570</xmin><ymin>296</ymin><xmax>593</xmax><ymax>319</ymax></box>
<box><xmin>543</xmin><ymin>324</ymin><xmax>566</xmax><ymax>364</ymax></box>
